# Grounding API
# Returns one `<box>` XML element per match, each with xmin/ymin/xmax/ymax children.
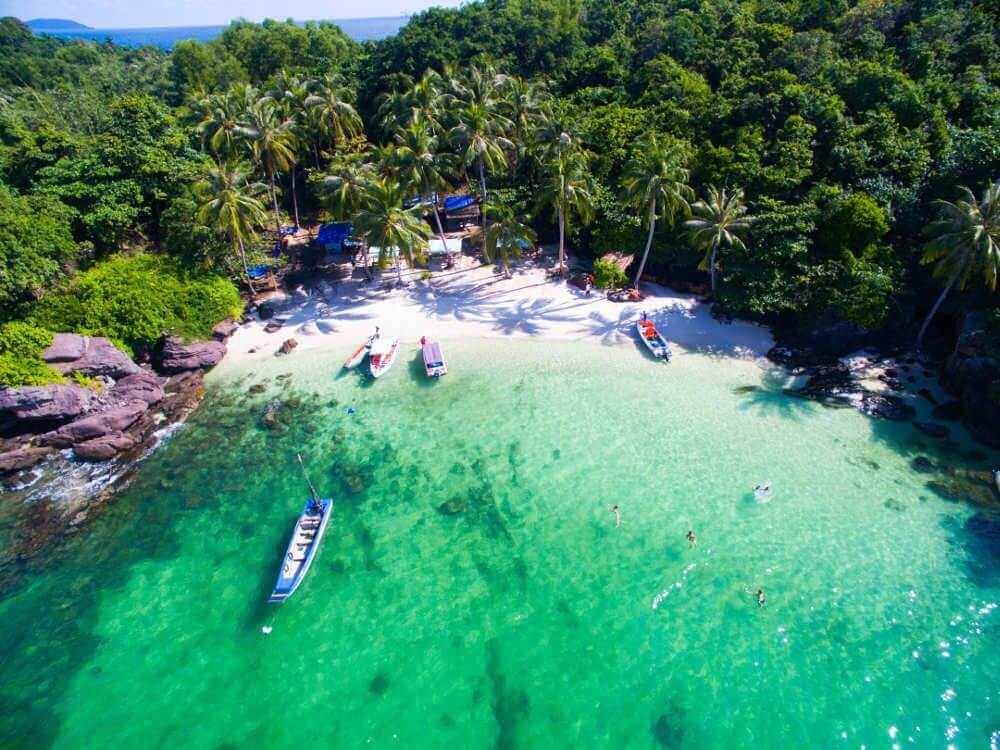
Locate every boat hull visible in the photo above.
<box><xmin>268</xmin><ymin>498</ymin><xmax>333</xmax><ymax>603</ymax></box>
<box><xmin>637</xmin><ymin>320</ymin><xmax>671</xmax><ymax>359</ymax></box>
<box><xmin>369</xmin><ymin>338</ymin><xmax>399</xmax><ymax>378</ymax></box>
<box><xmin>343</xmin><ymin>340</ymin><xmax>370</xmax><ymax>369</ymax></box>
<box><xmin>422</xmin><ymin>341</ymin><xmax>447</xmax><ymax>377</ymax></box>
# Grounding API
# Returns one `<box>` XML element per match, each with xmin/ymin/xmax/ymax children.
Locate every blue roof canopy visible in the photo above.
<box><xmin>317</xmin><ymin>222</ymin><xmax>353</xmax><ymax>250</ymax></box>
<box><xmin>444</xmin><ymin>195</ymin><xmax>476</xmax><ymax>212</ymax></box>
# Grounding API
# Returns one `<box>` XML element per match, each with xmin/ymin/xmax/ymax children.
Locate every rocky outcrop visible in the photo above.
<box><xmin>941</xmin><ymin>315</ymin><xmax>1000</xmax><ymax>447</ymax></box>
<box><xmin>110</xmin><ymin>371</ymin><xmax>164</xmax><ymax>405</ymax></box>
<box><xmin>772</xmin><ymin>319</ymin><xmax>871</xmax><ymax>366</ymax></box>
<box><xmin>42</xmin><ymin>400</ymin><xmax>148</xmax><ymax>447</ymax></box>
<box><xmin>0</xmin><ymin>384</ymin><xmax>96</xmax><ymax>426</ymax></box>
<box><xmin>157</xmin><ymin>335</ymin><xmax>226</xmax><ymax>374</ymax></box>
<box><xmin>73</xmin><ymin>432</ymin><xmax>138</xmax><ymax>462</ymax></box>
<box><xmin>211</xmin><ymin>317</ymin><xmax>238</xmax><ymax>341</ymax></box>
<box><xmin>0</xmin><ymin>445</ymin><xmax>54</xmax><ymax>473</ymax></box>
<box><xmin>784</xmin><ymin>363</ymin><xmax>915</xmax><ymax>421</ymax></box>
<box><xmin>42</xmin><ymin>333</ymin><xmax>140</xmax><ymax>379</ymax></box>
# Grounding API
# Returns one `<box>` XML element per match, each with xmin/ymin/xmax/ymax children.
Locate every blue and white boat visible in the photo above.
<box><xmin>268</xmin><ymin>497</ymin><xmax>333</xmax><ymax>603</ymax></box>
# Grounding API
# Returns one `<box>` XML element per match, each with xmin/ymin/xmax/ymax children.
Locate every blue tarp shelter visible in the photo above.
<box><xmin>444</xmin><ymin>195</ymin><xmax>476</xmax><ymax>212</ymax></box>
<box><xmin>317</xmin><ymin>222</ymin><xmax>353</xmax><ymax>251</ymax></box>
<box><xmin>247</xmin><ymin>264</ymin><xmax>272</xmax><ymax>280</ymax></box>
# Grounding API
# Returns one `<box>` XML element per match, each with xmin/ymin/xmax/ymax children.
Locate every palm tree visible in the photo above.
<box><xmin>241</xmin><ymin>100</ymin><xmax>297</xmax><ymax>237</ymax></box>
<box><xmin>317</xmin><ymin>152</ymin><xmax>376</xmax><ymax>220</ymax></box>
<box><xmin>391</xmin><ymin>117</ymin><xmax>455</xmax><ymax>254</ymax></box>
<box><xmin>265</xmin><ymin>72</ymin><xmax>311</xmax><ymax>228</ymax></box>
<box><xmin>306</xmin><ymin>73</ymin><xmax>362</xmax><ymax>158</ymax></box>
<box><xmin>482</xmin><ymin>204</ymin><xmax>536</xmax><ymax>278</ymax></box>
<box><xmin>685</xmin><ymin>186</ymin><xmax>755</xmax><ymax>297</ymax></box>
<box><xmin>538</xmin><ymin>132</ymin><xmax>595</xmax><ymax>275</ymax></box>
<box><xmin>194</xmin><ymin>161</ymin><xmax>268</xmax><ymax>295</ymax></box>
<box><xmin>449</xmin><ymin>63</ymin><xmax>514</xmax><ymax>207</ymax></box>
<box><xmin>355</xmin><ymin>177</ymin><xmax>432</xmax><ymax>285</ymax></box>
<box><xmin>198</xmin><ymin>84</ymin><xmax>257</xmax><ymax>159</ymax></box>
<box><xmin>916</xmin><ymin>180</ymin><xmax>1000</xmax><ymax>349</ymax></box>
<box><xmin>622</xmin><ymin>136</ymin><xmax>694</xmax><ymax>291</ymax></box>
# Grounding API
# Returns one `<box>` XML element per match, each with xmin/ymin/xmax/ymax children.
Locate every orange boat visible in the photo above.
<box><xmin>636</xmin><ymin>318</ymin><xmax>671</xmax><ymax>360</ymax></box>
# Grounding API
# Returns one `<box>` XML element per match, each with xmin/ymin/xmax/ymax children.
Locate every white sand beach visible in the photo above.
<box><xmin>217</xmin><ymin>255</ymin><xmax>774</xmax><ymax>375</ymax></box>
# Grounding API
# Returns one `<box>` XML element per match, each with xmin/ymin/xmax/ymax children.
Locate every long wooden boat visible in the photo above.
<box><xmin>343</xmin><ymin>335</ymin><xmax>374</xmax><ymax>369</ymax></box>
<box><xmin>637</xmin><ymin>318</ymin><xmax>671</xmax><ymax>360</ymax></box>
<box><xmin>422</xmin><ymin>339</ymin><xmax>447</xmax><ymax>377</ymax></box>
<box><xmin>269</xmin><ymin>498</ymin><xmax>333</xmax><ymax>603</ymax></box>
<box><xmin>369</xmin><ymin>337</ymin><xmax>399</xmax><ymax>378</ymax></box>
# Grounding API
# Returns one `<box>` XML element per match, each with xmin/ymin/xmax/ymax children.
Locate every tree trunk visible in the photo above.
<box><xmin>916</xmin><ymin>267</ymin><xmax>961</xmax><ymax>351</ymax></box>
<box><xmin>709</xmin><ymin>242</ymin><xmax>719</xmax><ymax>297</ymax></box>
<box><xmin>313</xmin><ymin>142</ymin><xmax>320</xmax><ymax>169</ymax></box>
<box><xmin>237</xmin><ymin>236</ymin><xmax>257</xmax><ymax>299</ymax></box>
<box><xmin>290</xmin><ymin>164</ymin><xmax>300</xmax><ymax>229</ymax></box>
<box><xmin>558</xmin><ymin>203</ymin><xmax>566</xmax><ymax>274</ymax></box>
<box><xmin>268</xmin><ymin>170</ymin><xmax>281</xmax><ymax>238</ymax></box>
<box><xmin>634</xmin><ymin>203</ymin><xmax>657</xmax><ymax>291</ymax></box>
<box><xmin>478</xmin><ymin>154</ymin><xmax>488</xmax><ymax>226</ymax></box>
<box><xmin>432</xmin><ymin>201</ymin><xmax>449</xmax><ymax>254</ymax></box>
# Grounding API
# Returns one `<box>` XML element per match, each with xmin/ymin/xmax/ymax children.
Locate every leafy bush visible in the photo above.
<box><xmin>592</xmin><ymin>257</ymin><xmax>627</xmax><ymax>289</ymax></box>
<box><xmin>0</xmin><ymin>321</ymin><xmax>64</xmax><ymax>387</ymax></box>
<box><xmin>29</xmin><ymin>253</ymin><xmax>242</xmax><ymax>355</ymax></box>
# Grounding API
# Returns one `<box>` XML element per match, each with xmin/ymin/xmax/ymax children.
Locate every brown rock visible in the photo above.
<box><xmin>51</xmin><ymin>400</ymin><xmax>148</xmax><ymax>445</ymax></box>
<box><xmin>212</xmin><ymin>317</ymin><xmax>238</xmax><ymax>341</ymax></box>
<box><xmin>110</xmin><ymin>371</ymin><xmax>165</xmax><ymax>405</ymax></box>
<box><xmin>72</xmin><ymin>432</ymin><xmax>138</xmax><ymax>461</ymax></box>
<box><xmin>0</xmin><ymin>446</ymin><xmax>54</xmax><ymax>473</ymax></box>
<box><xmin>42</xmin><ymin>333</ymin><xmax>140</xmax><ymax>379</ymax></box>
<box><xmin>157</xmin><ymin>335</ymin><xmax>226</xmax><ymax>374</ymax></box>
<box><xmin>0</xmin><ymin>384</ymin><xmax>96</xmax><ymax>424</ymax></box>
<box><xmin>276</xmin><ymin>338</ymin><xmax>298</xmax><ymax>356</ymax></box>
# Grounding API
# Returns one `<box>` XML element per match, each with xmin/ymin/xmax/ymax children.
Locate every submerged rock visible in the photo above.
<box><xmin>437</xmin><ymin>496</ymin><xmax>467</xmax><ymax>515</ymax></box>
<box><xmin>914</xmin><ymin>422</ymin><xmax>950</xmax><ymax>438</ymax></box>
<box><xmin>932</xmin><ymin>400</ymin><xmax>963</xmax><ymax>421</ymax></box>
<box><xmin>858</xmin><ymin>393</ymin><xmax>915</xmax><ymax>421</ymax></box>
<box><xmin>910</xmin><ymin>456</ymin><xmax>935</xmax><ymax>473</ymax></box>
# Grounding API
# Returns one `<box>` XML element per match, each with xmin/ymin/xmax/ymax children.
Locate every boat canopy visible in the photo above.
<box><xmin>422</xmin><ymin>342</ymin><xmax>444</xmax><ymax>367</ymax></box>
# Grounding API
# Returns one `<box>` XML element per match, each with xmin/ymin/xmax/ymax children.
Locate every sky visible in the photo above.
<box><xmin>3</xmin><ymin>0</ymin><xmax>467</xmax><ymax>28</ymax></box>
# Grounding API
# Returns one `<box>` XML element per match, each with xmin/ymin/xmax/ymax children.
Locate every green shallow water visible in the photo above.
<box><xmin>1</xmin><ymin>339</ymin><xmax>999</xmax><ymax>749</ymax></box>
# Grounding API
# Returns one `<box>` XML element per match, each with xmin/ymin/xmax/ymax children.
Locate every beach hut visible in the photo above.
<box><xmin>316</xmin><ymin>222</ymin><xmax>353</xmax><ymax>252</ymax></box>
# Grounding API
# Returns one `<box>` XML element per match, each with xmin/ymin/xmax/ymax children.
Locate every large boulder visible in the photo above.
<box><xmin>47</xmin><ymin>400</ymin><xmax>148</xmax><ymax>445</ymax></box>
<box><xmin>110</xmin><ymin>371</ymin><xmax>164</xmax><ymax>405</ymax></box>
<box><xmin>211</xmin><ymin>317</ymin><xmax>238</xmax><ymax>341</ymax></box>
<box><xmin>0</xmin><ymin>445</ymin><xmax>54</xmax><ymax>474</ymax></box>
<box><xmin>157</xmin><ymin>335</ymin><xmax>226</xmax><ymax>374</ymax></box>
<box><xmin>0</xmin><ymin>384</ymin><xmax>96</xmax><ymax>424</ymax></box>
<box><xmin>72</xmin><ymin>432</ymin><xmax>138</xmax><ymax>462</ymax></box>
<box><xmin>941</xmin><ymin>317</ymin><xmax>1000</xmax><ymax>447</ymax></box>
<box><xmin>42</xmin><ymin>333</ymin><xmax>139</xmax><ymax>379</ymax></box>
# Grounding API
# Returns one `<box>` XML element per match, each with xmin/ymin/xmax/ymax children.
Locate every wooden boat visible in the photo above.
<box><xmin>343</xmin><ymin>335</ymin><xmax>374</xmax><ymax>369</ymax></box>
<box><xmin>268</xmin><ymin>497</ymin><xmax>333</xmax><ymax>603</ymax></box>
<box><xmin>637</xmin><ymin>318</ymin><xmax>671</xmax><ymax>360</ymax></box>
<box><xmin>369</xmin><ymin>337</ymin><xmax>400</xmax><ymax>378</ymax></box>
<box><xmin>422</xmin><ymin>339</ymin><xmax>447</xmax><ymax>377</ymax></box>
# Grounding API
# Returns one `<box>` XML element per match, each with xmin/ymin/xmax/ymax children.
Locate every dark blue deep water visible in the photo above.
<box><xmin>30</xmin><ymin>16</ymin><xmax>408</xmax><ymax>48</ymax></box>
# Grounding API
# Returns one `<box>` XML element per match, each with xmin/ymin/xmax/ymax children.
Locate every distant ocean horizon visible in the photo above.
<box><xmin>27</xmin><ymin>17</ymin><xmax>409</xmax><ymax>48</ymax></box>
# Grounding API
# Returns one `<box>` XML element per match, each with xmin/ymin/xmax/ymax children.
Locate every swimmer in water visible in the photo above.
<box><xmin>686</xmin><ymin>530</ymin><xmax>697</xmax><ymax>547</ymax></box>
<box><xmin>756</xmin><ymin>588</ymin><xmax>766</xmax><ymax>608</ymax></box>
<box><xmin>608</xmin><ymin>504</ymin><xmax>621</xmax><ymax>528</ymax></box>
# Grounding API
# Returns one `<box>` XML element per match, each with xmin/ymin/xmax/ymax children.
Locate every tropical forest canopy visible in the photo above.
<box><xmin>0</xmin><ymin>0</ymin><xmax>998</xmax><ymax>385</ymax></box>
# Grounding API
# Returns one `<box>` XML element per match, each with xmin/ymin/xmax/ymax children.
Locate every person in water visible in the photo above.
<box><xmin>374</xmin><ymin>325</ymin><xmax>381</xmax><ymax>340</ymax></box>
<box><xmin>608</xmin><ymin>504</ymin><xmax>621</xmax><ymax>528</ymax></box>
<box><xmin>687</xmin><ymin>530</ymin><xmax>697</xmax><ymax>547</ymax></box>
<box><xmin>420</xmin><ymin>336</ymin><xmax>427</xmax><ymax>346</ymax></box>
<box><xmin>756</xmin><ymin>588</ymin><xmax>766</xmax><ymax>607</ymax></box>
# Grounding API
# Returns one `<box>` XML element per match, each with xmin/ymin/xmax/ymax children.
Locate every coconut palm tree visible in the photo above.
<box><xmin>391</xmin><ymin>117</ymin><xmax>456</xmax><ymax>254</ymax></box>
<box><xmin>265</xmin><ymin>72</ymin><xmax>312</xmax><ymax>228</ymax></box>
<box><xmin>355</xmin><ymin>177</ymin><xmax>432</xmax><ymax>285</ymax></box>
<box><xmin>449</xmin><ymin>63</ymin><xmax>514</xmax><ymax>207</ymax></box>
<box><xmin>317</xmin><ymin>152</ymin><xmax>376</xmax><ymax>221</ymax></box>
<box><xmin>198</xmin><ymin>84</ymin><xmax>257</xmax><ymax>159</ymax></box>
<box><xmin>240</xmin><ymin>100</ymin><xmax>297</xmax><ymax>237</ymax></box>
<box><xmin>482</xmin><ymin>204</ymin><xmax>536</xmax><ymax>278</ymax></box>
<box><xmin>685</xmin><ymin>186</ymin><xmax>755</xmax><ymax>297</ymax></box>
<box><xmin>306</xmin><ymin>72</ymin><xmax>362</xmax><ymax>157</ymax></box>
<box><xmin>538</xmin><ymin>132</ymin><xmax>595</xmax><ymax>275</ymax></box>
<box><xmin>194</xmin><ymin>161</ymin><xmax>268</xmax><ymax>295</ymax></box>
<box><xmin>916</xmin><ymin>180</ymin><xmax>1000</xmax><ymax>349</ymax></box>
<box><xmin>622</xmin><ymin>136</ymin><xmax>694</xmax><ymax>291</ymax></box>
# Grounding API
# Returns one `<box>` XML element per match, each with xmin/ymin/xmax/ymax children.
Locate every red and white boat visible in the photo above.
<box><xmin>343</xmin><ymin>336</ymin><xmax>373</xmax><ymax>369</ymax></box>
<box><xmin>369</xmin><ymin>337</ymin><xmax>400</xmax><ymax>378</ymax></box>
<box><xmin>636</xmin><ymin>318</ymin><xmax>671</xmax><ymax>360</ymax></box>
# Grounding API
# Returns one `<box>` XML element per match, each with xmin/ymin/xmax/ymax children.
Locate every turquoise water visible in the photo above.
<box><xmin>1</xmin><ymin>339</ymin><xmax>998</xmax><ymax>748</ymax></box>
<box><xmin>29</xmin><ymin>17</ymin><xmax>409</xmax><ymax>48</ymax></box>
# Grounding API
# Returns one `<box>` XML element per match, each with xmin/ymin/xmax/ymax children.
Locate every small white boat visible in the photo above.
<box><xmin>421</xmin><ymin>338</ymin><xmax>447</xmax><ymax>378</ymax></box>
<box><xmin>343</xmin><ymin>334</ymin><xmax>374</xmax><ymax>369</ymax></box>
<box><xmin>637</xmin><ymin>319</ymin><xmax>671</xmax><ymax>359</ymax></box>
<box><xmin>369</xmin><ymin>337</ymin><xmax>399</xmax><ymax>378</ymax></box>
